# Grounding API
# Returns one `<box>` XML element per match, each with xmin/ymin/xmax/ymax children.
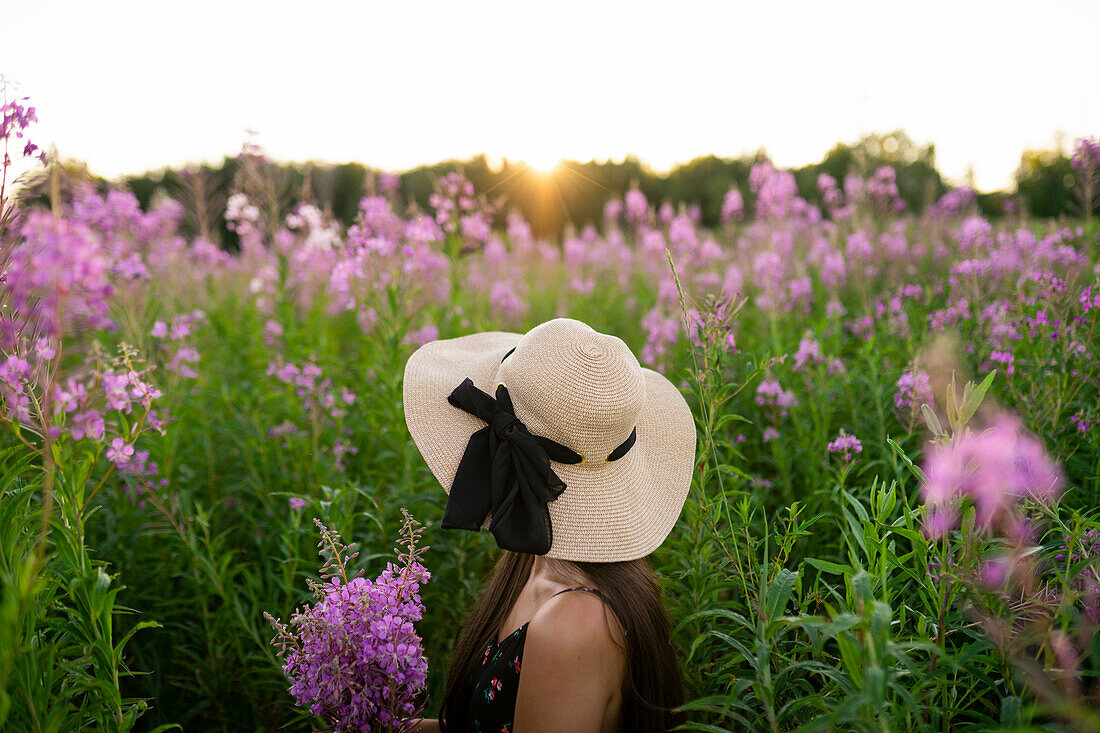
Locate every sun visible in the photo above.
<box><xmin>523</xmin><ymin>152</ymin><xmax>562</xmax><ymax>175</ymax></box>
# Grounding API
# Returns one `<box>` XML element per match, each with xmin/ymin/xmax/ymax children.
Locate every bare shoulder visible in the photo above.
<box><xmin>528</xmin><ymin>589</ymin><xmax>624</xmax><ymax>647</ymax></box>
<box><xmin>526</xmin><ymin>589</ymin><xmax>626</xmax><ymax>662</ymax></box>
<box><xmin>515</xmin><ymin>590</ymin><xmax>626</xmax><ymax>731</ymax></box>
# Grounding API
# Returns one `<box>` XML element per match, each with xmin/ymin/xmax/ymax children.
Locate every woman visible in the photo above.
<box><xmin>402</xmin><ymin>318</ymin><xmax>696</xmax><ymax>732</ymax></box>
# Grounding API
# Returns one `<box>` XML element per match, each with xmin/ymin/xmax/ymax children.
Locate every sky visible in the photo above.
<box><xmin>2</xmin><ymin>0</ymin><xmax>1097</xmax><ymax>191</ymax></box>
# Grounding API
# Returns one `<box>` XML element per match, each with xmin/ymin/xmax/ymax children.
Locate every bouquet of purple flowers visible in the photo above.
<box><xmin>266</xmin><ymin>509</ymin><xmax>430</xmax><ymax>732</ymax></box>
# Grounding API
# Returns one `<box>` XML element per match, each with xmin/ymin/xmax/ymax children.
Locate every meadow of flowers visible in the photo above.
<box><xmin>2</xmin><ymin>94</ymin><xmax>1100</xmax><ymax>731</ymax></box>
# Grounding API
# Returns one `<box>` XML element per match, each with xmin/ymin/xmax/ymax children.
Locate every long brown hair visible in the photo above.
<box><xmin>440</xmin><ymin>551</ymin><xmax>685</xmax><ymax>732</ymax></box>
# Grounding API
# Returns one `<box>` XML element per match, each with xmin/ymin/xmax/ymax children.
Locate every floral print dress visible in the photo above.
<box><xmin>463</xmin><ymin>586</ymin><xmax>603</xmax><ymax>733</ymax></box>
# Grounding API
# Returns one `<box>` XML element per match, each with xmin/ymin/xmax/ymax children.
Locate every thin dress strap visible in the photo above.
<box><xmin>552</xmin><ymin>585</ymin><xmax>603</xmax><ymax>597</ymax></box>
<box><xmin>551</xmin><ymin>585</ymin><xmax>628</xmax><ymax>638</ymax></box>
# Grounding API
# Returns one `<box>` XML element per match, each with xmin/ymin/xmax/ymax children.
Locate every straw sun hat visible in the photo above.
<box><xmin>402</xmin><ymin>318</ymin><xmax>696</xmax><ymax>562</ymax></box>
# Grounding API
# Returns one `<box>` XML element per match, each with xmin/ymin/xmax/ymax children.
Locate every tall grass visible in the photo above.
<box><xmin>0</xmin><ymin>146</ymin><xmax>1098</xmax><ymax>731</ymax></box>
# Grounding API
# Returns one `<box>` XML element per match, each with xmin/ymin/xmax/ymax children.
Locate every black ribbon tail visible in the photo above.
<box><xmin>489</xmin><ymin>485</ymin><xmax>553</xmax><ymax>555</ymax></box>
<box><xmin>441</xmin><ymin>427</ymin><xmax>493</xmax><ymax>531</ymax></box>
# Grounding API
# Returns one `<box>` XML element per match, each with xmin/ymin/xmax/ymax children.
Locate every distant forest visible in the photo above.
<box><xmin>61</xmin><ymin>130</ymin><xmax>1088</xmax><ymax>240</ymax></box>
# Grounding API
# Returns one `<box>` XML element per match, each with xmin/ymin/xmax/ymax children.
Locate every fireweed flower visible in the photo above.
<box><xmin>720</xmin><ymin>188</ymin><xmax>744</xmax><ymax>223</ymax></box>
<box><xmin>1069</xmin><ymin>412</ymin><xmax>1091</xmax><ymax>435</ymax></box>
<box><xmin>1071</xmin><ymin>136</ymin><xmax>1100</xmax><ymax>172</ymax></box>
<box><xmin>866</xmin><ymin>166</ymin><xmax>901</xmax><ymax>210</ymax></box>
<box><xmin>225</xmin><ymin>192</ymin><xmax>261</xmax><ymax>236</ymax></box>
<box><xmin>684</xmin><ymin>298</ymin><xmax>739</xmax><ymax>354</ymax></box>
<box><xmin>1081</xmin><ymin>285</ymin><xmax>1100</xmax><ymax>313</ymax></box>
<box><xmin>640</xmin><ymin>306</ymin><xmax>681</xmax><ymax>371</ymax></box>
<box><xmin>791</xmin><ymin>337</ymin><xmax>825</xmax><ymax>371</ymax></box>
<box><xmin>402</xmin><ymin>325</ymin><xmax>439</xmax><ymax>348</ymax></box>
<box><xmin>827</xmin><ymin>429</ymin><xmax>863</xmax><ymax>464</ymax></box>
<box><xmin>429</xmin><ymin>171</ymin><xmax>489</xmax><ymax>237</ymax></box>
<box><xmin>624</xmin><ymin>188</ymin><xmax>648</xmax><ymax>223</ymax></box>
<box><xmin>152</xmin><ymin>311</ymin><xmax>206</xmax><ymax>379</ymax></box>
<box><xmin>657</xmin><ymin>202</ymin><xmax>675</xmax><ymax>226</ymax></box>
<box><xmin>603</xmin><ymin>198</ymin><xmax>623</xmax><ymax>222</ymax></box>
<box><xmin>989</xmin><ymin>350</ymin><xmax>1015</xmax><ymax>376</ymax></box>
<box><xmin>894</xmin><ymin>368</ymin><xmax>933</xmax><ymax>411</ymax></box>
<box><xmin>817</xmin><ymin>173</ymin><xmax>844</xmax><ymax>211</ymax></box>
<box><xmin>53</xmin><ymin>377</ymin><xmax>88</xmax><ymax>414</ymax></box>
<box><xmin>459</xmin><ymin>212</ymin><xmax>492</xmax><ymax>245</ymax></box>
<box><xmin>956</xmin><ymin>216</ymin><xmax>994</xmax><ymax>250</ymax></box>
<box><xmin>378</xmin><ymin>172</ymin><xmax>401</xmax><ymax>193</ymax></box>
<box><xmin>105</xmin><ymin>437</ymin><xmax>135</xmax><ymax>468</ymax></box>
<box><xmin>70</xmin><ymin>410</ymin><xmax>105</xmax><ymax>441</ymax></box>
<box><xmin>755</xmin><ymin>378</ymin><xmax>797</xmax><ymax>418</ymax></box>
<box><xmin>929</xmin><ymin>186</ymin><xmax>976</xmax><ymax>218</ymax></box>
<box><xmin>6</xmin><ymin>210</ymin><xmax>115</xmax><ymax>340</ymax></box>
<box><xmin>266</xmin><ymin>512</ymin><xmax>430</xmax><ymax>732</ymax></box>
<box><xmin>749</xmin><ymin>161</ymin><xmax>802</xmax><ymax>220</ymax></box>
<box><xmin>1</xmin><ymin>95</ymin><xmax>45</xmax><ymax>161</ymax></box>
<box><xmin>920</xmin><ymin>413</ymin><xmax>1063</xmax><ymax>538</ymax></box>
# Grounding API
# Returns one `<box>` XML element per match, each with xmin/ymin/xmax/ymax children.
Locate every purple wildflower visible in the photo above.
<box><xmin>603</xmin><ymin>198</ymin><xmax>622</xmax><ymax>221</ymax></box>
<box><xmin>989</xmin><ymin>350</ymin><xmax>1015</xmax><ymax>377</ymax></box>
<box><xmin>106</xmin><ymin>437</ymin><xmax>135</xmax><ymax>468</ymax></box>
<box><xmin>827</xmin><ymin>429</ymin><xmax>863</xmax><ymax>464</ymax></box>
<box><xmin>1081</xmin><ymin>285</ymin><xmax>1100</xmax><ymax>313</ymax></box>
<box><xmin>1071</xmin><ymin>137</ymin><xmax>1100</xmax><ymax>172</ymax></box>
<box><xmin>402</xmin><ymin>325</ymin><xmax>439</xmax><ymax>348</ymax></box>
<box><xmin>920</xmin><ymin>413</ymin><xmax>1063</xmax><ymax>538</ymax></box>
<box><xmin>624</xmin><ymin>189</ymin><xmax>648</xmax><ymax>223</ymax></box>
<box><xmin>720</xmin><ymin>188</ymin><xmax>744</xmax><ymax>223</ymax></box>
<box><xmin>756</xmin><ymin>377</ymin><xmax>797</xmax><ymax>418</ymax></box>
<box><xmin>266</xmin><ymin>512</ymin><xmax>430</xmax><ymax>732</ymax></box>
<box><xmin>70</xmin><ymin>410</ymin><xmax>105</xmax><ymax>441</ymax></box>
<box><xmin>791</xmin><ymin>337</ymin><xmax>825</xmax><ymax>371</ymax></box>
<box><xmin>895</xmin><ymin>368</ymin><xmax>934</xmax><ymax>411</ymax></box>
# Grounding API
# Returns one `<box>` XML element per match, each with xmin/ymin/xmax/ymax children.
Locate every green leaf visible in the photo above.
<box><xmin>805</xmin><ymin>558</ymin><xmax>852</xmax><ymax>575</ymax></box>
<box><xmin>765</xmin><ymin>569</ymin><xmax>798</xmax><ymax>622</ymax></box>
<box><xmin>887</xmin><ymin>437</ymin><xmax>926</xmax><ymax>483</ymax></box>
<box><xmin>921</xmin><ymin>404</ymin><xmax>944</xmax><ymax>437</ymax></box>
<box><xmin>963</xmin><ymin>370</ymin><xmax>996</xmax><ymax>423</ymax></box>
<box><xmin>999</xmin><ymin>695</ymin><xmax>1022</xmax><ymax>726</ymax></box>
<box><xmin>850</xmin><ymin>571</ymin><xmax>874</xmax><ymax>607</ymax></box>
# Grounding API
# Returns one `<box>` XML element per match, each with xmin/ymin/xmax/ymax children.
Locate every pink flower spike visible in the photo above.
<box><xmin>34</xmin><ymin>338</ymin><xmax>56</xmax><ymax>360</ymax></box>
<box><xmin>106</xmin><ymin>437</ymin><xmax>135</xmax><ymax>467</ymax></box>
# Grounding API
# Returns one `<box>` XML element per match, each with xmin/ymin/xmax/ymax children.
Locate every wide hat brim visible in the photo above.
<box><xmin>402</xmin><ymin>329</ymin><xmax>696</xmax><ymax>562</ymax></box>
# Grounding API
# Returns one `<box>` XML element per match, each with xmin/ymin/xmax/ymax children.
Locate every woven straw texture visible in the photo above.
<box><xmin>402</xmin><ymin>318</ymin><xmax>696</xmax><ymax>562</ymax></box>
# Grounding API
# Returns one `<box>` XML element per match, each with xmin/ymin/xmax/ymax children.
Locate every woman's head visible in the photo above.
<box><xmin>403</xmin><ymin>318</ymin><xmax>696</xmax><ymax>562</ymax></box>
<box><xmin>441</xmin><ymin>552</ymin><xmax>685</xmax><ymax>733</ymax></box>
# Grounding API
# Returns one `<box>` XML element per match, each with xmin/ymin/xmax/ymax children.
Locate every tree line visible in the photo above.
<box><xmin>38</xmin><ymin>130</ymin><xmax>1093</xmax><ymax>241</ymax></box>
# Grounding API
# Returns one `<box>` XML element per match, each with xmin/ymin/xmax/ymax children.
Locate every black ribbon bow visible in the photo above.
<box><xmin>441</xmin><ymin>377</ymin><xmax>582</xmax><ymax>555</ymax></box>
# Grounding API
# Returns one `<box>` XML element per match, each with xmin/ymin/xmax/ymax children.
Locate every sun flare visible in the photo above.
<box><xmin>523</xmin><ymin>153</ymin><xmax>562</xmax><ymax>175</ymax></box>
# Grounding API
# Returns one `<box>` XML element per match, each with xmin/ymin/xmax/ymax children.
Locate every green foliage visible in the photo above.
<box><xmin>1015</xmin><ymin>148</ymin><xmax>1077</xmax><ymax>219</ymax></box>
<box><xmin>0</xmin><ymin>442</ymin><xmax>165</xmax><ymax>732</ymax></box>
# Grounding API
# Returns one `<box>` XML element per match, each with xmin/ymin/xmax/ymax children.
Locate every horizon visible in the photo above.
<box><xmin>81</xmin><ymin>134</ymin><xmax>1082</xmax><ymax>195</ymax></box>
<box><xmin>3</xmin><ymin>0</ymin><xmax>1097</xmax><ymax>191</ymax></box>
